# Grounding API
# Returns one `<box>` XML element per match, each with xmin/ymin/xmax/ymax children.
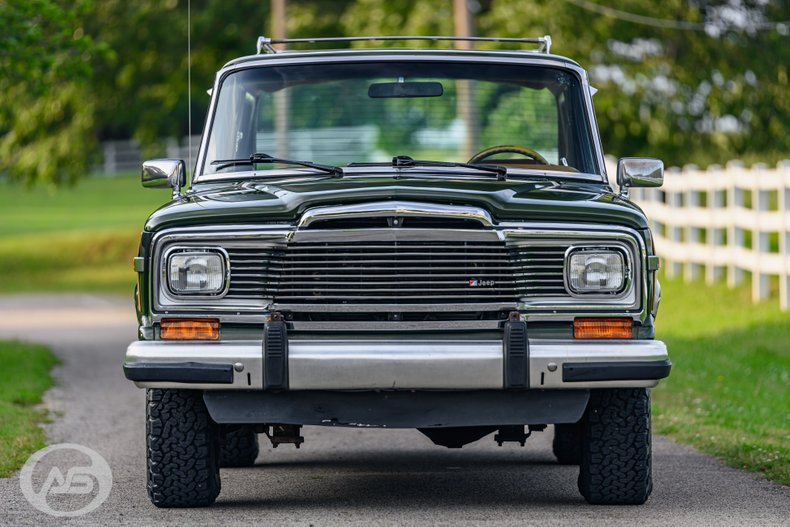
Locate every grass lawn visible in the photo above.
<box><xmin>654</xmin><ymin>275</ymin><xmax>790</xmax><ymax>485</ymax></box>
<box><xmin>0</xmin><ymin>341</ymin><xmax>59</xmax><ymax>477</ymax></box>
<box><xmin>0</xmin><ymin>175</ymin><xmax>168</xmax><ymax>294</ymax></box>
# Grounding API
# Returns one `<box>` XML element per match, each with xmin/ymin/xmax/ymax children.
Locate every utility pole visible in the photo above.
<box><xmin>272</xmin><ymin>0</ymin><xmax>289</xmax><ymax>158</ymax></box>
<box><xmin>271</xmin><ymin>0</ymin><xmax>286</xmax><ymax>46</ymax></box>
<box><xmin>454</xmin><ymin>0</ymin><xmax>479</xmax><ymax>159</ymax></box>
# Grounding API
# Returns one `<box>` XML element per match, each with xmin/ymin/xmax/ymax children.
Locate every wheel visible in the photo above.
<box><xmin>552</xmin><ymin>423</ymin><xmax>582</xmax><ymax>465</ymax></box>
<box><xmin>146</xmin><ymin>389</ymin><xmax>221</xmax><ymax>507</ymax></box>
<box><xmin>578</xmin><ymin>388</ymin><xmax>652</xmax><ymax>505</ymax></box>
<box><xmin>220</xmin><ymin>425</ymin><xmax>259</xmax><ymax>467</ymax></box>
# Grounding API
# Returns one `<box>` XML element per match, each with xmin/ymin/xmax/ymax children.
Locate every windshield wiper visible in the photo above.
<box><xmin>390</xmin><ymin>155</ymin><xmax>507</xmax><ymax>181</ymax></box>
<box><xmin>211</xmin><ymin>153</ymin><xmax>343</xmax><ymax>176</ymax></box>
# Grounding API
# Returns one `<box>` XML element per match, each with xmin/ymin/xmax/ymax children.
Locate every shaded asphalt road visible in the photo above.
<box><xmin>0</xmin><ymin>294</ymin><xmax>788</xmax><ymax>526</ymax></box>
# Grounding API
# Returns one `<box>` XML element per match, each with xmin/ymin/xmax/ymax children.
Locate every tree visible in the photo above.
<box><xmin>479</xmin><ymin>0</ymin><xmax>790</xmax><ymax>166</ymax></box>
<box><xmin>85</xmin><ymin>0</ymin><xmax>273</xmax><ymax>151</ymax></box>
<box><xmin>0</xmin><ymin>0</ymin><xmax>102</xmax><ymax>186</ymax></box>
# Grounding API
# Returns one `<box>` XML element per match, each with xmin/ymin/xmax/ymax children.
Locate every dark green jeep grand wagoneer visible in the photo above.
<box><xmin>124</xmin><ymin>35</ymin><xmax>670</xmax><ymax>507</ymax></box>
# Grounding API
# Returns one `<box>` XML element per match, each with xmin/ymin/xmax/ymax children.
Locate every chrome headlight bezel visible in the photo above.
<box><xmin>162</xmin><ymin>246</ymin><xmax>231</xmax><ymax>299</ymax></box>
<box><xmin>564</xmin><ymin>246</ymin><xmax>632</xmax><ymax>297</ymax></box>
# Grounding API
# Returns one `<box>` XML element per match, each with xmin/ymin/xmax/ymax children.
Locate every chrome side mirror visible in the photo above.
<box><xmin>142</xmin><ymin>159</ymin><xmax>186</xmax><ymax>200</ymax></box>
<box><xmin>617</xmin><ymin>158</ymin><xmax>663</xmax><ymax>199</ymax></box>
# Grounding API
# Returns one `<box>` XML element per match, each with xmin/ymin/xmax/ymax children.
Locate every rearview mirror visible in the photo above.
<box><xmin>142</xmin><ymin>159</ymin><xmax>186</xmax><ymax>199</ymax></box>
<box><xmin>617</xmin><ymin>157</ymin><xmax>663</xmax><ymax>198</ymax></box>
<box><xmin>368</xmin><ymin>81</ymin><xmax>444</xmax><ymax>98</ymax></box>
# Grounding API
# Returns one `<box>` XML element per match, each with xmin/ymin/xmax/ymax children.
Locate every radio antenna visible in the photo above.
<box><xmin>187</xmin><ymin>0</ymin><xmax>192</xmax><ymax>180</ymax></box>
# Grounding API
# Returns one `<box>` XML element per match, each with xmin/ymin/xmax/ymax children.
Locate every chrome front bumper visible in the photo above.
<box><xmin>124</xmin><ymin>338</ymin><xmax>669</xmax><ymax>390</ymax></box>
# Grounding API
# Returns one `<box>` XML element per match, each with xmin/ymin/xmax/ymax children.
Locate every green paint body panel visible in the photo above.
<box><xmin>143</xmin><ymin>175</ymin><xmax>649</xmax><ymax>232</ymax></box>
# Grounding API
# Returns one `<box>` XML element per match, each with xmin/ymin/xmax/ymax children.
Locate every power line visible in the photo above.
<box><xmin>562</xmin><ymin>0</ymin><xmax>790</xmax><ymax>32</ymax></box>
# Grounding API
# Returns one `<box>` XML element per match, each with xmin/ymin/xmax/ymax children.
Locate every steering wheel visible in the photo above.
<box><xmin>468</xmin><ymin>145</ymin><xmax>549</xmax><ymax>165</ymax></box>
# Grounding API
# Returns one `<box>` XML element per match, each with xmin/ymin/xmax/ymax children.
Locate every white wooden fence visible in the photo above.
<box><xmin>94</xmin><ymin>136</ymin><xmax>200</xmax><ymax>175</ymax></box>
<box><xmin>628</xmin><ymin>160</ymin><xmax>790</xmax><ymax>310</ymax></box>
<box><xmin>95</xmin><ymin>127</ymin><xmax>379</xmax><ymax>175</ymax></box>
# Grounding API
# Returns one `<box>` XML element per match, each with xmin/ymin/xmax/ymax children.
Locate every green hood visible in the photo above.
<box><xmin>144</xmin><ymin>174</ymin><xmax>649</xmax><ymax>231</ymax></box>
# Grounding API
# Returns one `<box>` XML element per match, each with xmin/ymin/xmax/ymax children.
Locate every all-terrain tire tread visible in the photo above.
<box><xmin>220</xmin><ymin>426</ymin><xmax>260</xmax><ymax>467</ymax></box>
<box><xmin>578</xmin><ymin>388</ymin><xmax>652</xmax><ymax>505</ymax></box>
<box><xmin>146</xmin><ymin>389</ymin><xmax>221</xmax><ymax>507</ymax></box>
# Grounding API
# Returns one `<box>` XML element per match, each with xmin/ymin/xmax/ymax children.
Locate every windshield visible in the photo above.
<box><xmin>202</xmin><ymin>61</ymin><xmax>600</xmax><ymax>177</ymax></box>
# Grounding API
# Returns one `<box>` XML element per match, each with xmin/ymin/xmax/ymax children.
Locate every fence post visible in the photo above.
<box><xmin>103</xmin><ymin>142</ymin><xmax>116</xmax><ymax>174</ymax></box>
<box><xmin>665</xmin><ymin>167</ymin><xmax>683</xmax><ymax>278</ymax></box>
<box><xmin>166</xmin><ymin>137</ymin><xmax>180</xmax><ymax>159</ymax></box>
<box><xmin>727</xmin><ymin>160</ymin><xmax>745</xmax><ymax>288</ymax></box>
<box><xmin>780</xmin><ymin>160</ymin><xmax>790</xmax><ymax>310</ymax></box>
<box><xmin>752</xmin><ymin>164</ymin><xmax>771</xmax><ymax>302</ymax></box>
<box><xmin>706</xmin><ymin>164</ymin><xmax>725</xmax><ymax>284</ymax></box>
<box><xmin>684</xmin><ymin>165</ymin><xmax>702</xmax><ymax>281</ymax></box>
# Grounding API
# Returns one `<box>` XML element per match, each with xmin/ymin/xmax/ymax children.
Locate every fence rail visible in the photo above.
<box><xmin>94</xmin><ymin>128</ymin><xmax>381</xmax><ymax>176</ymax></box>
<box><xmin>629</xmin><ymin>160</ymin><xmax>790</xmax><ymax>310</ymax></box>
<box><xmin>94</xmin><ymin>136</ymin><xmax>200</xmax><ymax>175</ymax></box>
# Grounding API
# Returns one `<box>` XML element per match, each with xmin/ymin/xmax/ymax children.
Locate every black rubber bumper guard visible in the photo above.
<box><xmin>263</xmin><ymin>312</ymin><xmax>289</xmax><ymax>390</ymax></box>
<box><xmin>563</xmin><ymin>359</ymin><xmax>672</xmax><ymax>382</ymax></box>
<box><xmin>123</xmin><ymin>362</ymin><xmax>234</xmax><ymax>384</ymax></box>
<box><xmin>504</xmin><ymin>312</ymin><xmax>529</xmax><ymax>389</ymax></box>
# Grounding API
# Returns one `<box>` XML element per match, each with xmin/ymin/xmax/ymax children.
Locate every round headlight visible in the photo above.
<box><xmin>167</xmin><ymin>251</ymin><xmax>226</xmax><ymax>295</ymax></box>
<box><xmin>567</xmin><ymin>250</ymin><xmax>626</xmax><ymax>294</ymax></box>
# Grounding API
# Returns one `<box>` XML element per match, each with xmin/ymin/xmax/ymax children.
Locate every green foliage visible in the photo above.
<box><xmin>0</xmin><ymin>0</ymin><xmax>103</xmax><ymax>186</ymax></box>
<box><xmin>479</xmin><ymin>0</ymin><xmax>790</xmax><ymax>166</ymax></box>
<box><xmin>481</xmin><ymin>88</ymin><xmax>558</xmax><ymax>153</ymax></box>
<box><xmin>86</xmin><ymin>0</ymin><xmax>274</xmax><ymax>149</ymax></box>
<box><xmin>0</xmin><ymin>340</ymin><xmax>59</xmax><ymax>477</ymax></box>
<box><xmin>339</xmin><ymin>0</ymin><xmax>454</xmax><ymax>41</ymax></box>
<box><xmin>655</xmin><ymin>275</ymin><xmax>790</xmax><ymax>485</ymax></box>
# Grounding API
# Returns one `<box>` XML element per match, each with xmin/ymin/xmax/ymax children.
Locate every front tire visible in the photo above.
<box><xmin>578</xmin><ymin>388</ymin><xmax>652</xmax><ymax>505</ymax></box>
<box><xmin>146</xmin><ymin>389</ymin><xmax>221</xmax><ymax>507</ymax></box>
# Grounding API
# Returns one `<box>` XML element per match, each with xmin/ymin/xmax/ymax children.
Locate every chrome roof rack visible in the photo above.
<box><xmin>256</xmin><ymin>35</ymin><xmax>552</xmax><ymax>55</ymax></box>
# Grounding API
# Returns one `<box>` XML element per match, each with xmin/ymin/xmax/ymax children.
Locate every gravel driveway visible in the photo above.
<box><xmin>0</xmin><ymin>294</ymin><xmax>787</xmax><ymax>526</ymax></box>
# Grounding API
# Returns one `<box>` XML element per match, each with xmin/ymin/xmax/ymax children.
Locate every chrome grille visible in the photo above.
<box><xmin>275</xmin><ymin>241</ymin><xmax>518</xmax><ymax>303</ymax></box>
<box><xmin>220</xmin><ymin>240</ymin><xmax>573</xmax><ymax>305</ymax></box>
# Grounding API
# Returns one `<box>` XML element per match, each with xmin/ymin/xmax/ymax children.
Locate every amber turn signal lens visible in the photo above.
<box><xmin>161</xmin><ymin>319</ymin><xmax>219</xmax><ymax>340</ymax></box>
<box><xmin>573</xmin><ymin>317</ymin><xmax>632</xmax><ymax>339</ymax></box>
